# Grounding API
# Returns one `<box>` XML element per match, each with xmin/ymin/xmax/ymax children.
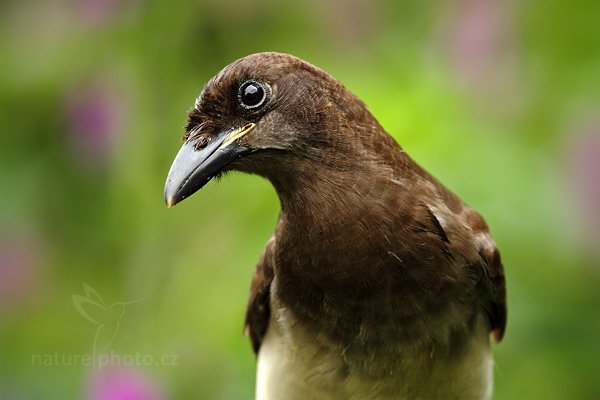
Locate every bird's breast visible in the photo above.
<box><xmin>257</xmin><ymin>277</ymin><xmax>494</xmax><ymax>400</ymax></box>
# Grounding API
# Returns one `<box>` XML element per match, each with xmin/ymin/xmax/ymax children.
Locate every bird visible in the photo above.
<box><xmin>164</xmin><ymin>52</ymin><xmax>506</xmax><ymax>400</ymax></box>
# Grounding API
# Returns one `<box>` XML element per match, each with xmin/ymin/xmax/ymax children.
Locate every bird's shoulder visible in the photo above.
<box><xmin>400</xmin><ymin>169</ymin><xmax>506</xmax><ymax>341</ymax></box>
<box><xmin>461</xmin><ymin>206</ymin><xmax>507</xmax><ymax>342</ymax></box>
<box><xmin>244</xmin><ymin>235</ymin><xmax>276</xmax><ymax>354</ymax></box>
<box><xmin>424</xmin><ymin>186</ymin><xmax>507</xmax><ymax>342</ymax></box>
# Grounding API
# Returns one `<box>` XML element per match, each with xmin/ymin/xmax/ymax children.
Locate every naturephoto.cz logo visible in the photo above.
<box><xmin>31</xmin><ymin>350</ymin><xmax>178</xmax><ymax>369</ymax></box>
<box><xmin>31</xmin><ymin>284</ymin><xmax>178</xmax><ymax>369</ymax></box>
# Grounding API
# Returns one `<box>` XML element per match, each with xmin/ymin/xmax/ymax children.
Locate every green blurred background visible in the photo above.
<box><xmin>1</xmin><ymin>0</ymin><xmax>599</xmax><ymax>399</ymax></box>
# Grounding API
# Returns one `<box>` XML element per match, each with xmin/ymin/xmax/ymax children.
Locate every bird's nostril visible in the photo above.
<box><xmin>194</xmin><ymin>135</ymin><xmax>209</xmax><ymax>150</ymax></box>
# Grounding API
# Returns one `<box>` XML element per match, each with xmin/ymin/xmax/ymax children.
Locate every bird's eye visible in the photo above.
<box><xmin>238</xmin><ymin>80</ymin><xmax>268</xmax><ymax>109</ymax></box>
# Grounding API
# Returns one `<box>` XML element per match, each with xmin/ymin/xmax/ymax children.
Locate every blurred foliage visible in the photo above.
<box><xmin>0</xmin><ymin>0</ymin><xmax>599</xmax><ymax>399</ymax></box>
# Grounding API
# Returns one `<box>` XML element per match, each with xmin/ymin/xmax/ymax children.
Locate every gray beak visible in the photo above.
<box><xmin>164</xmin><ymin>123</ymin><xmax>255</xmax><ymax>207</ymax></box>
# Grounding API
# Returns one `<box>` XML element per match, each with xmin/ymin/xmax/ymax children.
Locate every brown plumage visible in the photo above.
<box><xmin>165</xmin><ymin>52</ymin><xmax>506</xmax><ymax>400</ymax></box>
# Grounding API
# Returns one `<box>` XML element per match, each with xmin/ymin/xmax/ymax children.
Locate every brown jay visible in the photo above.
<box><xmin>164</xmin><ymin>52</ymin><xmax>506</xmax><ymax>400</ymax></box>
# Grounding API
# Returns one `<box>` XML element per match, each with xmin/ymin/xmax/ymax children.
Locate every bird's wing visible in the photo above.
<box><xmin>244</xmin><ymin>236</ymin><xmax>276</xmax><ymax>354</ymax></box>
<box><xmin>460</xmin><ymin>206</ymin><xmax>507</xmax><ymax>342</ymax></box>
<box><xmin>412</xmin><ymin>166</ymin><xmax>507</xmax><ymax>342</ymax></box>
<box><xmin>477</xmin><ymin>235</ymin><xmax>507</xmax><ymax>342</ymax></box>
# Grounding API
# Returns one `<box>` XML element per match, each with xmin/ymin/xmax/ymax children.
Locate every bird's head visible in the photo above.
<box><xmin>164</xmin><ymin>52</ymin><xmax>375</xmax><ymax>207</ymax></box>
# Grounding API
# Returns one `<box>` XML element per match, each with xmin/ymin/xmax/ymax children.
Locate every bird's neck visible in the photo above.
<box><xmin>271</xmin><ymin>156</ymin><xmax>390</xmax><ymax>233</ymax></box>
<box><xmin>263</xmin><ymin>138</ymin><xmax>409</xmax><ymax>274</ymax></box>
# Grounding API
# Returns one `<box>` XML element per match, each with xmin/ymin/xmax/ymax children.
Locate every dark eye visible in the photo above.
<box><xmin>238</xmin><ymin>80</ymin><xmax>268</xmax><ymax>109</ymax></box>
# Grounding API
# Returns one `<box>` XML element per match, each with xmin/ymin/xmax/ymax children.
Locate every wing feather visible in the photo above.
<box><xmin>244</xmin><ymin>236</ymin><xmax>275</xmax><ymax>354</ymax></box>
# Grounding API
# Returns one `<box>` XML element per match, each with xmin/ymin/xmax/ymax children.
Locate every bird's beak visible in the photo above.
<box><xmin>164</xmin><ymin>123</ymin><xmax>255</xmax><ymax>207</ymax></box>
